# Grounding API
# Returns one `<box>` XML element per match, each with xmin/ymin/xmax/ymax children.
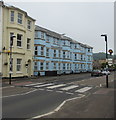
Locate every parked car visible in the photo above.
<box><xmin>101</xmin><ymin>70</ymin><xmax>110</xmax><ymax>75</ymax></box>
<box><xmin>91</xmin><ymin>70</ymin><xmax>103</xmax><ymax>76</ymax></box>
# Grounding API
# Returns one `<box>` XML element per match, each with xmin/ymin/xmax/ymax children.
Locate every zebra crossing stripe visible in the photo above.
<box><xmin>25</xmin><ymin>83</ymin><xmax>44</xmax><ymax>87</ymax></box>
<box><xmin>34</xmin><ymin>83</ymin><xmax>54</xmax><ymax>88</ymax></box>
<box><xmin>60</xmin><ymin>85</ymin><xmax>79</xmax><ymax>91</ymax></box>
<box><xmin>75</xmin><ymin>87</ymin><xmax>92</xmax><ymax>93</ymax></box>
<box><xmin>46</xmin><ymin>84</ymin><xmax>66</xmax><ymax>89</ymax></box>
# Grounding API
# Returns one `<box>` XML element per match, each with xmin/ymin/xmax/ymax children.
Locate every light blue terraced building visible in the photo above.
<box><xmin>34</xmin><ymin>25</ymin><xmax>93</xmax><ymax>76</ymax></box>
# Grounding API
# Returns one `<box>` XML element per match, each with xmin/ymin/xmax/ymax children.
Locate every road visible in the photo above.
<box><xmin>3</xmin><ymin>82</ymin><xmax>91</xmax><ymax>118</ymax></box>
<box><xmin>2</xmin><ymin>73</ymin><xmax>114</xmax><ymax>119</ymax></box>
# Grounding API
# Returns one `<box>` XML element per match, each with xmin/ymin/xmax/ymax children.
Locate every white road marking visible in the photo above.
<box><xmin>46</xmin><ymin>89</ymin><xmax>53</xmax><ymax>92</ymax></box>
<box><xmin>38</xmin><ymin>89</ymin><xmax>44</xmax><ymax>91</ymax></box>
<box><xmin>1</xmin><ymin>86</ymin><xmax>14</xmax><ymax>89</ymax></box>
<box><xmin>56</xmin><ymin>91</ymin><xmax>63</xmax><ymax>93</ymax></box>
<box><xmin>25</xmin><ymin>83</ymin><xmax>43</xmax><ymax>87</ymax></box>
<box><xmin>34</xmin><ymin>83</ymin><xmax>54</xmax><ymax>88</ymax></box>
<box><xmin>32</xmin><ymin>95</ymin><xmax>85</xmax><ymax>119</ymax></box>
<box><xmin>46</xmin><ymin>84</ymin><xmax>66</xmax><ymax>89</ymax></box>
<box><xmin>60</xmin><ymin>85</ymin><xmax>79</xmax><ymax>91</ymax></box>
<box><xmin>66</xmin><ymin>92</ymin><xmax>74</xmax><ymax>95</ymax></box>
<box><xmin>2</xmin><ymin>89</ymin><xmax>38</xmax><ymax>98</ymax></box>
<box><xmin>75</xmin><ymin>87</ymin><xmax>92</xmax><ymax>93</ymax></box>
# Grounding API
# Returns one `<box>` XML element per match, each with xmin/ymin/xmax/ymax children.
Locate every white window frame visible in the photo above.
<box><xmin>40</xmin><ymin>62</ymin><xmax>44</xmax><ymax>70</ymax></box>
<box><xmin>41</xmin><ymin>32</ymin><xmax>44</xmax><ymax>39</ymax></box>
<box><xmin>16</xmin><ymin>59</ymin><xmax>22</xmax><ymax>72</ymax></box>
<box><xmin>10</xmin><ymin>11</ymin><xmax>14</xmax><ymax>22</ymax></box>
<box><xmin>27</xmin><ymin>38</ymin><xmax>31</xmax><ymax>49</ymax></box>
<box><xmin>46</xmin><ymin>62</ymin><xmax>49</xmax><ymax>70</ymax></box>
<box><xmin>75</xmin><ymin>54</ymin><xmax>77</xmax><ymax>60</ymax></box>
<box><xmin>53</xmin><ymin>63</ymin><xmax>56</xmax><ymax>70</ymax></box>
<box><xmin>70</xmin><ymin>63</ymin><xmax>71</xmax><ymax>70</ymax></box>
<box><xmin>63</xmin><ymin>63</ymin><xmax>65</xmax><ymax>70</ymax></box>
<box><xmin>55</xmin><ymin>38</ymin><xmax>58</xmax><ymax>44</ymax></box>
<box><xmin>41</xmin><ymin>46</ymin><xmax>44</xmax><ymax>56</ymax></box>
<box><xmin>67</xmin><ymin>52</ymin><xmax>69</xmax><ymax>58</ymax></box>
<box><xmin>63</xmin><ymin>40</ymin><xmax>65</xmax><ymax>45</ymax></box>
<box><xmin>75</xmin><ymin>64</ymin><xmax>77</xmax><ymax>70</ymax></box>
<box><xmin>34</xmin><ymin>61</ymin><xmax>38</xmax><ymax>71</ymax></box>
<box><xmin>46</xmin><ymin>48</ymin><xmax>49</xmax><ymax>57</ymax></box>
<box><xmin>53</xmin><ymin>38</ymin><xmax>56</xmax><ymax>44</ymax></box>
<box><xmin>18</xmin><ymin>13</ymin><xmax>23</xmax><ymax>24</ymax></box>
<box><xmin>67</xmin><ymin>63</ymin><xmax>69</xmax><ymax>70</ymax></box>
<box><xmin>81</xmin><ymin>55</ymin><xmax>83</xmax><ymax>60</ymax></box>
<box><xmin>27</xmin><ymin>20</ymin><xmax>31</xmax><ymax>29</ymax></box>
<box><xmin>17</xmin><ymin>34</ymin><xmax>22</xmax><ymax>47</ymax></box>
<box><xmin>46</xmin><ymin>35</ymin><xmax>50</xmax><ymax>42</ymax></box>
<box><xmin>35</xmin><ymin>31</ymin><xmax>38</xmax><ymax>38</ymax></box>
<box><xmin>88</xmin><ymin>48</ymin><xmax>90</xmax><ymax>52</ymax></box>
<box><xmin>58</xmin><ymin>63</ymin><xmax>60</xmax><ymax>70</ymax></box>
<box><xmin>54</xmin><ymin>50</ymin><xmax>56</xmax><ymax>57</ymax></box>
<box><xmin>34</xmin><ymin>46</ymin><xmax>38</xmax><ymax>55</ymax></box>
<box><xmin>59</xmin><ymin>50</ymin><xmax>61</xmax><ymax>58</ymax></box>
<box><xmin>63</xmin><ymin>51</ymin><xmax>65</xmax><ymax>58</ymax></box>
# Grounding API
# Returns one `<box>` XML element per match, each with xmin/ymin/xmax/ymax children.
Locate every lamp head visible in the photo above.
<box><xmin>11</xmin><ymin>35</ymin><xmax>16</xmax><ymax>38</ymax></box>
<box><xmin>101</xmin><ymin>34</ymin><xmax>107</xmax><ymax>37</ymax></box>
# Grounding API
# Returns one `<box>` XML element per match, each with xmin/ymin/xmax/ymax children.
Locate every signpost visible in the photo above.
<box><xmin>101</xmin><ymin>34</ymin><xmax>108</xmax><ymax>88</ymax></box>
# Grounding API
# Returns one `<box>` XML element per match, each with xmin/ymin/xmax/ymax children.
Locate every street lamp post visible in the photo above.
<box><xmin>9</xmin><ymin>35</ymin><xmax>16</xmax><ymax>85</ymax></box>
<box><xmin>101</xmin><ymin>34</ymin><xmax>108</xmax><ymax>88</ymax></box>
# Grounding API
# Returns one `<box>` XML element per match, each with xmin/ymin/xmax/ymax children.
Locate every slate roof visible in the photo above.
<box><xmin>35</xmin><ymin>25</ymin><xmax>93</xmax><ymax>49</ymax></box>
<box><xmin>3</xmin><ymin>2</ymin><xmax>35</xmax><ymax>21</ymax></box>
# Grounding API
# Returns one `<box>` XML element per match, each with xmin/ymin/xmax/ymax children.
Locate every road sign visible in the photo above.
<box><xmin>108</xmin><ymin>49</ymin><xmax>113</xmax><ymax>55</ymax></box>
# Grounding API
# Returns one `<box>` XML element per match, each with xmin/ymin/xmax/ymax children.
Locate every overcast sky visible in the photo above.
<box><xmin>4</xmin><ymin>0</ymin><xmax>114</xmax><ymax>53</ymax></box>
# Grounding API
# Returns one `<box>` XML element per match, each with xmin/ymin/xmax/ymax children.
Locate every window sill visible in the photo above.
<box><xmin>27</xmin><ymin>49</ymin><xmax>31</xmax><ymax>51</ymax></box>
<box><xmin>17</xmin><ymin>47</ymin><xmax>23</xmax><ymax>49</ymax></box>
<box><xmin>27</xmin><ymin>28</ymin><xmax>32</xmax><ymax>32</ymax></box>
<box><xmin>17</xmin><ymin>23</ymin><xmax>23</xmax><ymax>26</ymax></box>
<box><xmin>10</xmin><ymin>22</ymin><xmax>15</xmax><ymax>24</ymax></box>
<box><xmin>16</xmin><ymin>71</ymin><xmax>23</xmax><ymax>74</ymax></box>
<box><xmin>9</xmin><ymin>72</ymin><xmax>13</xmax><ymax>74</ymax></box>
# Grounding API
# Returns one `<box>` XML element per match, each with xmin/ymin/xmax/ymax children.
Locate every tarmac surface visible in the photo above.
<box><xmin>1</xmin><ymin>72</ymin><xmax>116</xmax><ymax>119</ymax></box>
<box><xmin>44</xmin><ymin>82</ymin><xmax>115</xmax><ymax>118</ymax></box>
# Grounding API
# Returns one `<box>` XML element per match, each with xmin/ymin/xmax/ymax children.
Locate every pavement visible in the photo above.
<box><xmin>1</xmin><ymin>72</ymin><xmax>116</xmax><ymax>119</ymax></box>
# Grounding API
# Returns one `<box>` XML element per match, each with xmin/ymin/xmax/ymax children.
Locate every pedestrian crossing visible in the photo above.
<box><xmin>46</xmin><ymin>84</ymin><xmax>66</xmax><ymax>89</ymax></box>
<box><xmin>22</xmin><ymin>82</ymin><xmax>93</xmax><ymax>94</ymax></box>
<box><xmin>60</xmin><ymin>85</ymin><xmax>79</xmax><ymax>91</ymax></box>
<box><xmin>75</xmin><ymin>87</ymin><xmax>92</xmax><ymax>93</ymax></box>
<box><xmin>34</xmin><ymin>83</ymin><xmax>54</xmax><ymax>88</ymax></box>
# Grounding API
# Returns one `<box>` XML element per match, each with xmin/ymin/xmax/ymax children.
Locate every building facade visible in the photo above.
<box><xmin>34</xmin><ymin>25</ymin><xmax>93</xmax><ymax>76</ymax></box>
<box><xmin>0</xmin><ymin>2</ymin><xmax>35</xmax><ymax>78</ymax></box>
